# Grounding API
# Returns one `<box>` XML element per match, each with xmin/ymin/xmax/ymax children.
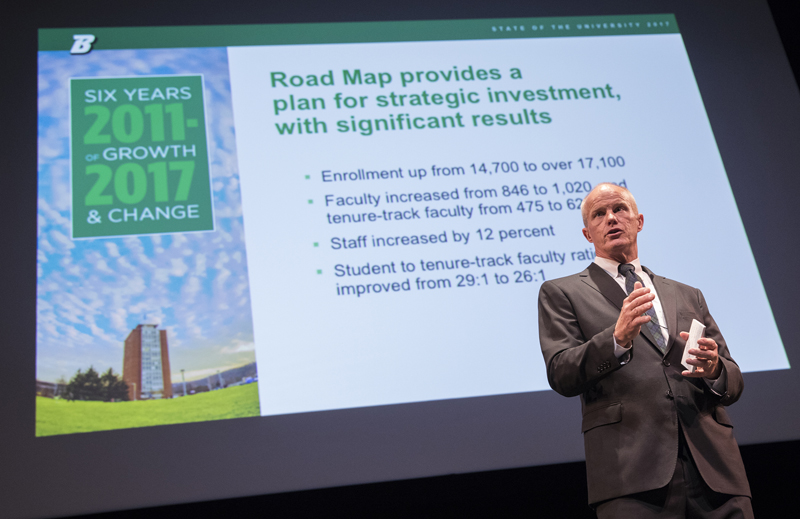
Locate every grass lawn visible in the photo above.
<box><xmin>36</xmin><ymin>383</ymin><xmax>260</xmax><ymax>436</ymax></box>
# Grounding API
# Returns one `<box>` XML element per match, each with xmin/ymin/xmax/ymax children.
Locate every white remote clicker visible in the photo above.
<box><xmin>681</xmin><ymin>319</ymin><xmax>706</xmax><ymax>372</ymax></box>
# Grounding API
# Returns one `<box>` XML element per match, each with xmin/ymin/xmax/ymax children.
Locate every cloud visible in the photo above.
<box><xmin>194</xmin><ymin>254</ymin><xmax>207</xmax><ymax>276</ymax></box>
<box><xmin>49</xmin><ymin>162</ymin><xmax>73</xmax><ymax>212</ymax></box>
<box><xmin>214</xmin><ymin>267</ymin><xmax>231</xmax><ymax>290</ymax></box>
<box><xmin>234</xmin><ymin>281</ymin><xmax>249</xmax><ymax>297</ymax></box>
<box><xmin>123</xmin><ymin>237</ymin><xmax>155</xmax><ymax>268</ymax></box>
<box><xmin>214</xmin><ymin>205</ymin><xmax>243</xmax><ymax>218</ymax></box>
<box><xmin>153</xmin><ymin>269</ymin><xmax>170</xmax><ymax>283</ymax></box>
<box><xmin>172</xmin><ymin>364</ymin><xmax>248</xmax><ymax>383</ymax></box>
<box><xmin>144</xmin><ymin>310</ymin><xmax>164</xmax><ymax>326</ymax></box>
<box><xmin>117</xmin><ymin>256</ymin><xmax>134</xmax><ymax>270</ymax></box>
<box><xmin>38</xmin><ymin>198</ymin><xmax>70</xmax><ymax>229</ymax></box>
<box><xmin>184</xmin><ymin>314</ymin><xmax>203</xmax><ymax>338</ymax></box>
<box><xmin>105</xmin><ymin>242</ymin><xmax>121</xmax><ymax>257</ymax></box>
<box><xmin>171</xmin><ymin>234</ymin><xmax>188</xmax><ymax>250</ymax></box>
<box><xmin>220</xmin><ymin>341</ymin><xmax>255</xmax><ymax>354</ymax></box>
<box><xmin>95</xmin><ymin>259</ymin><xmax>114</xmax><ymax>274</ymax></box>
<box><xmin>182</xmin><ymin>275</ymin><xmax>202</xmax><ymax>302</ymax></box>
<box><xmin>49</xmin><ymin>230</ymin><xmax>75</xmax><ymax>251</ymax></box>
<box><xmin>170</xmin><ymin>258</ymin><xmax>189</xmax><ymax>277</ymax></box>
<box><xmin>215</xmin><ymin>251</ymin><xmax>230</xmax><ymax>269</ymax></box>
<box><xmin>110</xmin><ymin>307</ymin><xmax>128</xmax><ymax>332</ymax></box>
<box><xmin>163</xmin><ymin>325</ymin><xmax>180</xmax><ymax>348</ymax></box>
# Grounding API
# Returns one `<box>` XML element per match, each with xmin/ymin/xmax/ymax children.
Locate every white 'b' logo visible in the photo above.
<box><xmin>70</xmin><ymin>34</ymin><xmax>96</xmax><ymax>55</ymax></box>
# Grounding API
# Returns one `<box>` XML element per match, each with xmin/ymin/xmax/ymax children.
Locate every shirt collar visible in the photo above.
<box><xmin>593</xmin><ymin>256</ymin><xmax>642</xmax><ymax>279</ymax></box>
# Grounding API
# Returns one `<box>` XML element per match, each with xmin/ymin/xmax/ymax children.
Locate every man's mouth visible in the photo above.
<box><xmin>607</xmin><ymin>229</ymin><xmax>623</xmax><ymax>238</ymax></box>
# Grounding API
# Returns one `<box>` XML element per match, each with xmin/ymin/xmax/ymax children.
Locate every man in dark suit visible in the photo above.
<box><xmin>538</xmin><ymin>183</ymin><xmax>753</xmax><ymax>517</ymax></box>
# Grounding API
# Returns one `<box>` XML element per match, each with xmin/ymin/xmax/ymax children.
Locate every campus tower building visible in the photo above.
<box><xmin>123</xmin><ymin>324</ymin><xmax>172</xmax><ymax>400</ymax></box>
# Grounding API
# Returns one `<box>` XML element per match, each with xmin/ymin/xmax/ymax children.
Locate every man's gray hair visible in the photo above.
<box><xmin>581</xmin><ymin>183</ymin><xmax>639</xmax><ymax>226</ymax></box>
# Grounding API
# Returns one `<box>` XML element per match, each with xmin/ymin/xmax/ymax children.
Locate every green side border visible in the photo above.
<box><xmin>39</xmin><ymin>14</ymin><xmax>678</xmax><ymax>52</ymax></box>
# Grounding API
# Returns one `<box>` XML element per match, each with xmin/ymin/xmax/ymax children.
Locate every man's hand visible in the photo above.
<box><xmin>679</xmin><ymin>332</ymin><xmax>722</xmax><ymax>379</ymax></box>
<box><xmin>614</xmin><ymin>281</ymin><xmax>656</xmax><ymax>346</ymax></box>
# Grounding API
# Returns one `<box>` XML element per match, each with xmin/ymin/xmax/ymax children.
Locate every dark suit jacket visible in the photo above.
<box><xmin>538</xmin><ymin>263</ymin><xmax>750</xmax><ymax>505</ymax></box>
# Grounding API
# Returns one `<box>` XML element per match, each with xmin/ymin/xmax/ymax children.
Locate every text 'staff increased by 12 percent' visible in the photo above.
<box><xmin>70</xmin><ymin>75</ymin><xmax>214</xmax><ymax>238</ymax></box>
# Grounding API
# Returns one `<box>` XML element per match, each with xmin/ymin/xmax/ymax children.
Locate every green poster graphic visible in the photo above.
<box><xmin>70</xmin><ymin>75</ymin><xmax>214</xmax><ymax>238</ymax></box>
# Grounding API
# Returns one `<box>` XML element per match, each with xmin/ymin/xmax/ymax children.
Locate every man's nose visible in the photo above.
<box><xmin>605</xmin><ymin>211</ymin><xmax>617</xmax><ymax>223</ymax></box>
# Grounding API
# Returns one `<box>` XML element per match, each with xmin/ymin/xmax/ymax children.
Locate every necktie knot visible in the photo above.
<box><xmin>618</xmin><ymin>263</ymin><xmax>636</xmax><ymax>277</ymax></box>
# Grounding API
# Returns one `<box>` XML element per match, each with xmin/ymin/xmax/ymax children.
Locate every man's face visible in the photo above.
<box><xmin>582</xmin><ymin>186</ymin><xmax>643</xmax><ymax>263</ymax></box>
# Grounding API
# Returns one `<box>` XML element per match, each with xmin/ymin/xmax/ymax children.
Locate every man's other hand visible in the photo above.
<box><xmin>680</xmin><ymin>332</ymin><xmax>722</xmax><ymax>378</ymax></box>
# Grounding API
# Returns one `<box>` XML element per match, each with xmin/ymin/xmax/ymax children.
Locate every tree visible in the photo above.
<box><xmin>100</xmin><ymin>368</ymin><xmax>129</xmax><ymax>402</ymax></box>
<box><xmin>64</xmin><ymin>367</ymin><xmax>128</xmax><ymax>402</ymax></box>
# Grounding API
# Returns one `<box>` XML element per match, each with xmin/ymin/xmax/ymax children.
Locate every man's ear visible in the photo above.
<box><xmin>582</xmin><ymin>227</ymin><xmax>593</xmax><ymax>243</ymax></box>
<box><xmin>637</xmin><ymin>213</ymin><xmax>644</xmax><ymax>232</ymax></box>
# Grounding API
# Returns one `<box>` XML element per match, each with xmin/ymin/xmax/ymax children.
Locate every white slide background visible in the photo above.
<box><xmin>228</xmin><ymin>34</ymin><xmax>788</xmax><ymax>416</ymax></box>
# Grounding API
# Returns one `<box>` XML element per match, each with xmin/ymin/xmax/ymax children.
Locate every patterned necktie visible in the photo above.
<box><xmin>618</xmin><ymin>263</ymin><xmax>668</xmax><ymax>354</ymax></box>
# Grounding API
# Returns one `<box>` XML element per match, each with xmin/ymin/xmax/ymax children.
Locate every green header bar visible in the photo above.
<box><xmin>39</xmin><ymin>14</ymin><xmax>678</xmax><ymax>52</ymax></box>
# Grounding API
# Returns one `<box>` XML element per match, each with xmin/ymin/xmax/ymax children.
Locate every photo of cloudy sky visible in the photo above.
<box><xmin>37</xmin><ymin>47</ymin><xmax>256</xmax><ymax>384</ymax></box>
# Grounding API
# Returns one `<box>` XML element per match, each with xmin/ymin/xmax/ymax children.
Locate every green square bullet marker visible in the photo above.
<box><xmin>313</xmin><ymin>242</ymin><xmax>319</xmax><ymax>247</ymax></box>
<box><xmin>308</xmin><ymin>199</ymin><xmax>313</xmax><ymax>204</ymax></box>
<box><xmin>317</xmin><ymin>269</ymin><xmax>322</xmax><ymax>274</ymax></box>
<box><xmin>305</xmin><ymin>175</ymin><xmax>310</xmax><ymax>179</ymax></box>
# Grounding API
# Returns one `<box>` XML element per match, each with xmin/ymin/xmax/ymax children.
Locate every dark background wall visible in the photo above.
<box><xmin>79</xmin><ymin>440</ymin><xmax>799</xmax><ymax>518</ymax></box>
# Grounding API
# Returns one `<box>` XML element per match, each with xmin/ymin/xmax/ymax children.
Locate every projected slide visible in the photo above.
<box><xmin>36</xmin><ymin>48</ymin><xmax>259</xmax><ymax>435</ymax></box>
<box><xmin>35</xmin><ymin>15</ymin><xmax>789</xmax><ymax>435</ymax></box>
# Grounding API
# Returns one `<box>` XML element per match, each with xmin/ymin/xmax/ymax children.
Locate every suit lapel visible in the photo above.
<box><xmin>581</xmin><ymin>263</ymin><xmax>626</xmax><ymax>309</ymax></box>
